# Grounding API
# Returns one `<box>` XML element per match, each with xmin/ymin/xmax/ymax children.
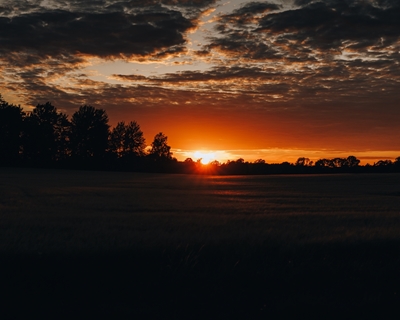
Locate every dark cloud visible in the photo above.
<box><xmin>113</xmin><ymin>60</ymin><xmax>400</xmax><ymax>108</ymax></box>
<box><xmin>218</xmin><ymin>1</ymin><xmax>281</xmax><ymax>25</ymax></box>
<box><xmin>0</xmin><ymin>9</ymin><xmax>194</xmax><ymax>59</ymax></box>
<box><xmin>0</xmin><ymin>0</ymin><xmax>219</xmax><ymax>75</ymax></box>
<box><xmin>210</xmin><ymin>2</ymin><xmax>282</xmax><ymax>60</ymax></box>
<box><xmin>211</xmin><ymin>0</ymin><xmax>400</xmax><ymax>59</ymax></box>
<box><xmin>0</xmin><ymin>0</ymin><xmax>211</xmax><ymax>98</ymax></box>
<box><xmin>258</xmin><ymin>1</ymin><xmax>400</xmax><ymax>50</ymax></box>
<box><xmin>202</xmin><ymin>0</ymin><xmax>400</xmax><ymax>112</ymax></box>
<box><xmin>0</xmin><ymin>0</ymin><xmax>217</xmax><ymax>16</ymax></box>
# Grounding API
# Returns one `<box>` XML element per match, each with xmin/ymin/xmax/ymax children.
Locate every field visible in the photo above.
<box><xmin>1</xmin><ymin>168</ymin><xmax>400</xmax><ymax>318</ymax></box>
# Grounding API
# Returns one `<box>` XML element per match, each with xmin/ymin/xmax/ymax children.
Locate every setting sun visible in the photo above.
<box><xmin>193</xmin><ymin>151</ymin><xmax>215</xmax><ymax>165</ymax></box>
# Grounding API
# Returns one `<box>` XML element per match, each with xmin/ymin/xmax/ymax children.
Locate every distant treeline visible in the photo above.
<box><xmin>182</xmin><ymin>157</ymin><xmax>400</xmax><ymax>175</ymax></box>
<box><xmin>1</xmin><ymin>95</ymin><xmax>400</xmax><ymax>174</ymax></box>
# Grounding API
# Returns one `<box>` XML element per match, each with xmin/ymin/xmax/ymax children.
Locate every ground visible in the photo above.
<box><xmin>1</xmin><ymin>168</ymin><xmax>400</xmax><ymax>318</ymax></box>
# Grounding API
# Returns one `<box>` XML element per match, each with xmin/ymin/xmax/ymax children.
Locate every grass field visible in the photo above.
<box><xmin>1</xmin><ymin>168</ymin><xmax>400</xmax><ymax>318</ymax></box>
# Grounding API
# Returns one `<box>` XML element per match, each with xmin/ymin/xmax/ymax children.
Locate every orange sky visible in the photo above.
<box><xmin>1</xmin><ymin>0</ymin><xmax>400</xmax><ymax>164</ymax></box>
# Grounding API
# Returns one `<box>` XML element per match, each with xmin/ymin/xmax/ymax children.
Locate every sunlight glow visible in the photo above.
<box><xmin>193</xmin><ymin>151</ymin><xmax>216</xmax><ymax>164</ymax></box>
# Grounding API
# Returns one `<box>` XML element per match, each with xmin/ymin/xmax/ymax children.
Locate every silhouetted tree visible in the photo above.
<box><xmin>148</xmin><ymin>132</ymin><xmax>172</xmax><ymax>160</ymax></box>
<box><xmin>209</xmin><ymin>160</ymin><xmax>221</xmax><ymax>166</ymax></box>
<box><xmin>374</xmin><ymin>160</ymin><xmax>393</xmax><ymax>166</ymax></box>
<box><xmin>109</xmin><ymin>121</ymin><xmax>145</xmax><ymax>158</ymax></box>
<box><xmin>254</xmin><ymin>159</ymin><xmax>266</xmax><ymax>164</ymax></box>
<box><xmin>0</xmin><ymin>95</ymin><xmax>25</xmax><ymax>165</ymax></box>
<box><xmin>22</xmin><ymin>102</ymin><xmax>70</xmax><ymax>163</ymax></box>
<box><xmin>331</xmin><ymin>158</ymin><xmax>347</xmax><ymax>168</ymax></box>
<box><xmin>315</xmin><ymin>156</ymin><xmax>360</xmax><ymax>169</ymax></box>
<box><xmin>295</xmin><ymin>157</ymin><xmax>313</xmax><ymax>166</ymax></box>
<box><xmin>315</xmin><ymin>158</ymin><xmax>332</xmax><ymax>167</ymax></box>
<box><xmin>70</xmin><ymin>105</ymin><xmax>110</xmax><ymax>160</ymax></box>
<box><xmin>344</xmin><ymin>156</ymin><xmax>360</xmax><ymax>167</ymax></box>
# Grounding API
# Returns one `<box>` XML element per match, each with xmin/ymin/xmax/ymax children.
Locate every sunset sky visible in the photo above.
<box><xmin>1</xmin><ymin>0</ymin><xmax>399</xmax><ymax>163</ymax></box>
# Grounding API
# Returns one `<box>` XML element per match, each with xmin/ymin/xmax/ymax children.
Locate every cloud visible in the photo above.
<box><xmin>0</xmin><ymin>10</ymin><xmax>194</xmax><ymax>60</ymax></box>
<box><xmin>0</xmin><ymin>0</ymin><xmax>218</xmax><ymax>108</ymax></box>
<box><xmin>0</xmin><ymin>0</ymin><xmax>220</xmax><ymax>72</ymax></box>
<box><xmin>258</xmin><ymin>1</ymin><xmax>400</xmax><ymax>50</ymax></box>
<box><xmin>210</xmin><ymin>0</ymin><xmax>400</xmax><ymax>60</ymax></box>
<box><xmin>217</xmin><ymin>1</ymin><xmax>281</xmax><ymax>25</ymax></box>
<box><xmin>112</xmin><ymin>57</ymin><xmax>400</xmax><ymax>107</ymax></box>
<box><xmin>197</xmin><ymin>0</ymin><xmax>400</xmax><ymax>107</ymax></box>
<box><xmin>0</xmin><ymin>0</ymin><xmax>217</xmax><ymax>16</ymax></box>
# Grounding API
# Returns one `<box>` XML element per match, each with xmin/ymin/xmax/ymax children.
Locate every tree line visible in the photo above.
<box><xmin>0</xmin><ymin>95</ymin><xmax>173</xmax><ymax>170</ymax></box>
<box><xmin>183</xmin><ymin>156</ymin><xmax>400</xmax><ymax>175</ymax></box>
<box><xmin>1</xmin><ymin>94</ymin><xmax>400</xmax><ymax>174</ymax></box>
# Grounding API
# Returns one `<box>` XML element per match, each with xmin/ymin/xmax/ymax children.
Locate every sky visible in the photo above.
<box><xmin>1</xmin><ymin>0</ymin><xmax>400</xmax><ymax>163</ymax></box>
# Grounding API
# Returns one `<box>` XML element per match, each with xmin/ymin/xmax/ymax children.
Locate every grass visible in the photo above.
<box><xmin>1</xmin><ymin>168</ymin><xmax>400</xmax><ymax>318</ymax></box>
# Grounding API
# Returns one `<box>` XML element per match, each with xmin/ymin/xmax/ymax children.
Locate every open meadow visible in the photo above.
<box><xmin>1</xmin><ymin>168</ymin><xmax>400</xmax><ymax>318</ymax></box>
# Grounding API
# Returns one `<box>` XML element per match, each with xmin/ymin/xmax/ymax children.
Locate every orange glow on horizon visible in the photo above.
<box><xmin>172</xmin><ymin>148</ymin><xmax>400</xmax><ymax>166</ymax></box>
<box><xmin>193</xmin><ymin>151</ymin><xmax>216</xmax><ymax>164</ymax></box>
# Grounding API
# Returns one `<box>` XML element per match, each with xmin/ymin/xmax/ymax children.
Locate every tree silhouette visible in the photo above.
<box><xmin>295</xmin><ymin>157</ymin><xmax>313</xmax><ymax>166</ymax></box>
<box><xmin>148</xmin><ymin>132</ymin><xmax>172</xmax><ymax>160</ymax></box>
<box><xmin>254</xmin><ymin>159</ymin><xmax>266</xmax><ymax>164</ymax></box>
<box><xmin>344</xmin><ymin>156</ymin><xmax>360</xmax><ymax>167</ymax></box>
<box><xmin>331</xmin><ymin>158</ymin><xmax>347</xmax><ymax>168</ymax></box>
<box><xmin>374</xmin><ymin>160</ymin><xmax>392</xmax><ymax>166</ymax></box>
<box><xmin>315</xmin><ymin>158</ymin><xmax>332</xmax><ymax>167</ymax></box>
<box><xmin>209</xmin><ymin>160</ymin><xmax>221</xmax><ymax>166</ymax></box>
<box><xmin>22</xmin><ymin>102</ymin><xmax>70</xmax><ymax>163</ymax></box>
<box><xmin>70</xmin><ymin>105</ymin><xmax>110</xmax><ymax>160</ymax></box>
<box><xmin>315</xmin><ymin>156</ymin><xmax>360</xmax><ymax>169</ymax></box>
<box><xmin>110</xmin><ymin>121</ymin><xmax>145</xmax><ymax>158</ymax></box>
<box><xmin>0</xmin><ymin>95</ymin><xmax>24</xmax><ymax>165</ymax></box>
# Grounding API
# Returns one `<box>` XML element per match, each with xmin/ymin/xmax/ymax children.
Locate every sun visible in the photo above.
<box><xmin>193</xmin><ymin>151</ymin><xmax>215</xmax><ymax>165</ymax></box>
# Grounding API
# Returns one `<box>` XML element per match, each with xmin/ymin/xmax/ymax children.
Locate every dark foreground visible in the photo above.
<box><xmin>1</xmin><ymin>168</ymin><xmax>400</xmax><ymax>319</ymax></box>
